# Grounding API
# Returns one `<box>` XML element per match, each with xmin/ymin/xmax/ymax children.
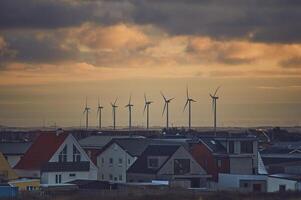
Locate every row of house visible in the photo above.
<box><xmin>1</xmin><ymin>130</ymin><xmax>301</xmax><ymax>193</ymax></box>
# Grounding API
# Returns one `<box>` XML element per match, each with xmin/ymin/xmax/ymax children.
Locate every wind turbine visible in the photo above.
<box><xmin>210</xmin><ymin>86</ymin><xmax>221</xmax><ymax>136</ymax></box>
<box><xmin>111</xmin><ymin>97</ymin><xmax>118</xmax><ymax>130</ymax></box>
<box><xmin>97</xmin><ymin>97</ymin><xmax>104</xmax><ymax>129</ymax></box>
<box><xmin>184</xmin><ymin>87</ymin><xmax>196</xmax><ymax>130</ymax></box>
<box><xmin>83</xmin><ymin>97</ymin><xmax>90</xmax><ymax>130</ymax></box>
<box><xmin>125</xmin><ymin>95</ymin><xmax>134</xmax><ymax>130</ymax></box>
<box><xmin>143</xmin><ymin>93</ymin><xmax>153</xmax><ymax>129</ymax></box>
<box><xmin>161</xmin><ymin>92</ymin><xmax>175</xmax><ymax>129</ymax></box>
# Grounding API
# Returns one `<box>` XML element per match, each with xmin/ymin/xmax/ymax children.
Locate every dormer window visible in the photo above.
<box><xmin>58</xmin><ymin>146</ymin><xmax>67</xmax><ymax>162</ymax></box>
<box><xmin>147</xmin><ymin>157</ymin><xmax>159</xmax><ymax>169</ymax></box>
<box><xmin>73</xmin><ymin>145</ymin><xmax>81</xmax><ymax>162</ymax></box>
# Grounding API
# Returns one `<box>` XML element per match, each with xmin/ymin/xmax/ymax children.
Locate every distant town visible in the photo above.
<box><xmin>0</xmin><ymin>125</ymin><xmax>301</xmax><ymax>198</ymax></box>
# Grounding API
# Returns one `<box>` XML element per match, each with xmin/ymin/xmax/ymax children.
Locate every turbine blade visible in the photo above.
<box><xmin>169</xmin><ymin>97</ymin><xmax>175</xmax><ymax>101</ymax></box>
<box><xmin>186</xmin><ymin>87</ymin><xmax>189</xmax><ymax>99</ymax></box>
<box><xmin>114</xmin><ymin>97</ymin><xmax>118</xmax><ymax>105</ymax></box>
<box><xmin>143</xmin><ymin>104</ymin><xmax>147</xmax><ymax>114</ymax></box>
<box><xmin>184</xmin><ymin>100</ymin><xmax>189</xmax><ymax>111</ymax></box>
<box><xmin>212</xmin><ymin>99</ymin><xmax>215</xmax><ymax>112</ymax></box>
<box><xmin>160</xmin><ymin>91</ymin><xmax>167</xmax><ymax>101</ymax></box>
<box><xmin>144</xmin><ymin>93</ymin><xmax>147</xmax><ymax>103</ymax></box>
<box><xmin>162</xmin><ymin>103</ymin><xmax>167</xmax><ymax>116</ymax></box>
<box><xmin>214</xmin><ymin>86</ymin><xmax>221</xmax><ymax>96</ymax></box>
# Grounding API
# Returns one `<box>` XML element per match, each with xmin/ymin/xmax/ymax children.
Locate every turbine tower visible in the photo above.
<box><xmin>184</xmin><ymin>87</ymin><xmax>196</xmax><ymax>130</ymax></box>
<box><xmin>111</xmin><ymin>98</ymin><xmax>118</xmax><ymax>130</ymax></box>
<box><xmin>125</xmin><ymin>95</ymin><xmax>134</xmax><ymax>130</ymax></box>
<box><xmin>210</xmin><ymin>86</ymin><xmax>221</xmax><ymax>136</ymax></box>
<box><xmin>83</xmin><ymin>97</ymin><xmax>90</xmax><ymax>130</ymax></box>
<box><xmin>143</xmin><ymin>93</ymin><xmax>153</xmax><ymax>129</ymax></box>
<box><xmin>97</xmin><ymin>97</ymin><xmax>104</xmax><ymax>129</ymax></box>
<box><xmin>161</xmin><ymin>92</ymin><xmax>175</xmax><ymax>129</ymax></box>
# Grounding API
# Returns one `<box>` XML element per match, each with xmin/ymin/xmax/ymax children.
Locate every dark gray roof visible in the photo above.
<box><xmin>0</xmin><ymin>142</ymin><xmax>32</xmax><ymax>155</ymax></box>
<box><xmin>79</xmin><ymin>135</ymin><xmax>144</xmax><ymax>149</ymax></box>
<box><xmin>127</xmin><ymin>145</ymin><xmax>181</xmax><ymax>174</ymax></box>
<box><xmin>199</xmin><ymin>138</ymin><xmax>227</xmax><ymax>153</ymax></box>
<box><xmin>262</xmin><ymin>157</ymin><xmax>301</xmax><ymax>166</ymax></box>
<box><xmin>269</xmin><ymin>174</ymin><xmax>301</xmax><ymax>181</ymax></box>
<box><xmin>113</xmin><ymin>138</ymin><xmax>151</xmax><ymax>157</ymax></box>
<box><xmin>261</xmin><ymin>147</ymin><xmax>292</xmax><ymax>154</ymax></box>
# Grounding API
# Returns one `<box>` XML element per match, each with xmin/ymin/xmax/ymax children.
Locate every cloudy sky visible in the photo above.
<box><xmin>0</xmin><ymin>0</ymin><xmax>300</xmax><ymax>128</ymax></box>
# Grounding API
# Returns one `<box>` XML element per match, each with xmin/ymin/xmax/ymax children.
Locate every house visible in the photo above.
<box><xmin>127</xmin><ymin>144</ymin><xmax>210</xmax><ymax>188</ymax></box>
<box><xmin>218</xmin><ymin>173</ymin><xmax>267</xmax><ymax>192</ymax></box>
<box><xmin>0</xmin><ymin>152</ymin><xmax>18</xmax><ymax>182</ymax></box>
<box><xmin>191</xmin><ymin>135</ymin><xmax>259</xmax><ymax>182</ymax></box>
<box><xmin>96</xmin><ymin>138</ymin><xmax>150</xmax><ymax>183</ymax></box>
<box><xmin>267</xmin><ymin>174</ymin><xmax>301</xmax><ymax>192</ymax></box>
<box><xmin>0</xmin><ymin>142</ymin><xmax>32</xmax><ymax>167</ymax></box>
<box><xmin>9</xmin><ymin>179</ymin><xmax>40</xmax><ymax>191</ymax></box>
<box><xmin>79</xmin><ymin>135</ymin><xmax>144</xmax><ymax>164</ymax></box>
<box><xmin>261</xmin><ymin>142</ymin><xmax>301</xmax><ymax>174</ymax></box>
<box><xmin>14</xmin><ymin>131</ymin><xmax>97</xmax><ymax>184</ymax></box>
<box><xmin>0</xmin><ymin>184</ymin><xmax>18</xmax><ymax>198</ymax></box>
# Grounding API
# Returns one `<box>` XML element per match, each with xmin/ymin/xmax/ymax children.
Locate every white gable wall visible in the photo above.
<box><xmin>159</xmin><ymin>146</ymin><xmax>206</xmax><ymax>175</ymax></box>
<box><xmin>41</xmin><ymin>134</ymin><xmax>97</xmax><ymax>184</ymax></box>
<box><xmin>97</xmin><ymin>143</ymin><xmax>136</xmax><ymax>183</ymax></box>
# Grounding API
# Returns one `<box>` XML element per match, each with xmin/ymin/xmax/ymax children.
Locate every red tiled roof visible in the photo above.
<box><xmin>14</xmin><ymin>132</ymin><xmax>69</xmax><ymax>170</ymax></box>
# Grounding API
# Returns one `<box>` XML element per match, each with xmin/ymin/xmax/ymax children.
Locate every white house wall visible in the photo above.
<box><xmin>97</xmin><ymin>143</ymin><xmax>136</xmax><ymax>183</ymax></box>
<box><xmin>46</xmin><ymin>134</ymin><xmax>97</xmax><ymax>183</ymax></box>
<box><xmin>41</xmin><ymin>171</ymin><xmax>93</xmax><ymax>184</ymax></box>
<box><xmin>267</xmin><ymin>177</ymin><xmax>298</xmax><ymax>192</ymax></box>
<box><xmin>159</xmin><ymin>146</ymin><xmax>206</xmax><ymax>176</ymax></box>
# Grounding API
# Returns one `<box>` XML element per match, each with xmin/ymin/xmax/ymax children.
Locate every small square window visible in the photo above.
<box><xmin>119</xmin><ymin>175</ymin><xmax>122</xmax><ymax>181</ymax></box>
<box><xmin>109</xmin><ymin>174</ymin><xmax>113</xmax><ymax>180</ymax></box>
<box><xmin>109</xmin><ymin>158</ymin><xmax>113</xmax><ymax>165</ymax></box>
<box><xmin>119</xmin><ymin>158</ymin><xmax>123</xmax><ymax>164</ymax></box>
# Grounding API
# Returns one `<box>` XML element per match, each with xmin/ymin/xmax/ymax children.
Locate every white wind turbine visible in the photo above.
<box><xmin>161</xmin><ymin>92</ymin><xmax>175</xmax><ymax>129</ymax></box>
<box><xmin>143</xmin><ymin>93</ymin><xmax>153</xmax><ymax>129</ymax></box>
<box><xmin>83</xmin><ymin>97</ymin><xmax>90</xmax><ymax>130</ymax></box>
<box><xmin>210</xmin><ymin>86</ymin><xmax>221</xmax><ymax>136</ymax></box>
<box><xmin>184</xmin><ymin>87</ymin><xmax>196</xmax><ymax>130</ymax></box>
<box><xmin>111</xmin><ymin>97</ymin><xmax>118</xmax><ymax>130</ymax></box>
<box><xmin>97</xmin><ymin>97</ymin><xmax>104</xmax><ymax>129</ymax></box>
<box><xmin>125</xmin><ymin>95</ymin><xmax>134</xmax><ymax>130</ymax></box>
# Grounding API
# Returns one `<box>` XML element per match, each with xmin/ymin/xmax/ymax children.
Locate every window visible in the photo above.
<box><xmin>73</xmin><ymin>145</ymin><xmax>81</xmax><ymax>162</ymax></box>
<box><xmin>119</xmin><ymin>175</ymin><xmax>122</xmax><ymax>181</ymax></box>
<box><xmin>55</xmin><ymin>174</ymin><xmax>62</xmax><ymax>184</ymax></box>
<box><xmin>114</xmin><ymin>177</ymin><xmax>117</xmax><ymax>181</ymax></box>
<box><xmin>109</xmin><ymin>174</ymin><xmax>113</xmax><ymax>180</ymax></box>
<box><xmin>241</xmin><ymin>141</ymin><xmax>253</xmax><ymax>154</ymax></box>
<box><xmin>118</xmin><ymin>158</ymin><xmax>123</xmax><ymax>165</ymax></box>
<box><xmin>69</xmin><ymin>173</ymin><xmax>76</xmax><ymax>177</ymax></box>
<box><xmin>58</xmin><ymin>146</ymin><xmax>67</xmax><ymax>162</ymax></box>
<box><xmin>101</xmin><ymin>174</ymin><xmax>104</xmax><ymax>180</ymax></box>
<box><xmin>128</xmin><ymin>159</ymin><xmax>131</xmax><ymax>165</ymax></box>
<box><xmin>229</xmin><ymin>141</ymin><xmax>234</xmax><ymax>154</ymax></box>
<box><xmin>279</xmin><ymin>185</ymin><xmax>286</xmax><ymax>192</ymax></box>
<box><xmin>174</xmin><ymin>159</ymin><xmax>190</xmax><ymax>175</ymax></box>
<box><xmin>101</xmin><ymin>157</ymin><xmax>104</xmax><ymax>164</ymax></box>
<box><xmin>217</xmin><ymin>159</ymin><xmax>222</xmax><ymax>168</ymax></box>
<box><xmin>147</xmin><ymin>157</ymin><xmax>159</xmax><ymax>169</ymax></box>
<box><xmin>109</xmin><ymin>158</ymin><xmax>113</xmax><ymax>165</ymax></box>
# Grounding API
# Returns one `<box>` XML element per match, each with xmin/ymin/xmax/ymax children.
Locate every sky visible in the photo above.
<box><xmin>0</xmin><ymin>0</ymin><xmax>301</xmax><ymax>128</ymax></box>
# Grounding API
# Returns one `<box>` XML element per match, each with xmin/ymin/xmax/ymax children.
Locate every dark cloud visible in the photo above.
<box><xmin>280</xmin><ymin>57</ymin><xmax>301</xmax><ymax>68</ymax></box>
<box><xmin>1</xmin><ymin>31</ymin><xmax>79</xmax><ymax>64</ymax></box>
<box><xmin>0</xmin><ymin>0</ymin><xmax>133</xmax><ymax>29</ymax></box>
<box><xmin>1</xmin><ymin>0</ymin><xmax>301</xmax><ymax>43</ymax></box>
